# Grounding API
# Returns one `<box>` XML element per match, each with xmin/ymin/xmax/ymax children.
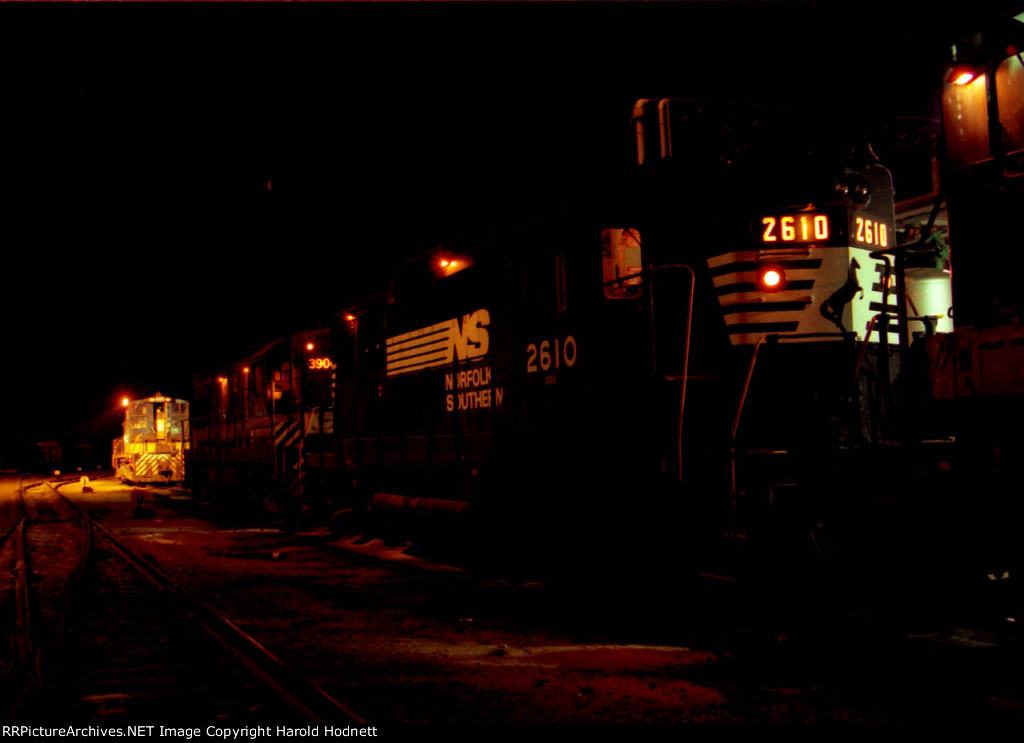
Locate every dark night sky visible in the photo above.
<box><xmin>0</xmin><ymin>0</ymin><xmax>1009</xmax><ymax>453</ymax></box>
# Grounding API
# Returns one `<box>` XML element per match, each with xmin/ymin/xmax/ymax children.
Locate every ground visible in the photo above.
<box><xmin>42</xmin><ymin>476</ymin><xmax>1023</xmax><ymax>726</ymax></box>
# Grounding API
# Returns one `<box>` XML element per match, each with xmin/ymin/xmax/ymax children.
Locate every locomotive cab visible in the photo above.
<box><xmin>615</xmin><ymin>98</ymin><xmax>971</xmax><ymax>584</ymax></box>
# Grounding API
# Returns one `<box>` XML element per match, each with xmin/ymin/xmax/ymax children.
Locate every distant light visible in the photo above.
<box><xmin>306</xmin><ymin>342</ymin><xmax>315</xmax><ymax>351</ymax></box>
<box><xmin>243</xmin><ymin>367</ymin><xmax>250</xmax><ymax>374</ymax></box>
<box><xmin>439</xmin><ymin>258</ymin><xmax>452</xmax><ymax>268</ymax></box>
<box><xmin>217</xmin><ymin>376</ymin><xmax>227</xmax><ymax>384</ymax></box>
<box><xmin>345</xmin><ymin>314</ymin><xmax>357</xmax><ymax>322</ymax></box>
<box><xmin>121</xmin><ymin>397</ymin><xmax>130</xmax><ymax>407</ymax></box>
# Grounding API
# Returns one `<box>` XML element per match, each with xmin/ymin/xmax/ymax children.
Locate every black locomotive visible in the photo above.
<box><xmin>189</xmin><ymin>328</ymin><xmax>337</xmax><ymax>512</ymax></box>
<box><xmin>188</xmin><ymin>14</ymin><xmax>1024</xmax><ymax>600</ymax></box>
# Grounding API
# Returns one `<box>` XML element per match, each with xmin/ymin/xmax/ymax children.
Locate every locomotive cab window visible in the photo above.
<box><xmin>602</xmin><ymin>228</ymin><xmax>643</xmax><ymax>299</ymax></box>
<box><xmin>129</xmin><ymin>403</ymin><xmax>152</xmax><ymax>429</ymax></box>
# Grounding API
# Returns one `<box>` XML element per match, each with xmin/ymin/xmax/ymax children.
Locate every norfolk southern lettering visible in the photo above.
<box><xmin>444</xmin><ymin>365</ymin><xmax>505</xmax><ymax>412</ymax></box>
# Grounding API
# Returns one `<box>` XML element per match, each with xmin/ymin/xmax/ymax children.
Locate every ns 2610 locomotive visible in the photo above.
<box><xmin>325</xmin><ymin>102</ymin><xmax>959</xmax><ymax>581</ymax></box>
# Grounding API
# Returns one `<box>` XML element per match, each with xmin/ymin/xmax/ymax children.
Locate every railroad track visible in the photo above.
<box><xmin>2</xmin><ymin>481</ymin><xmax>365</xmax><ymax>725</ymax></box>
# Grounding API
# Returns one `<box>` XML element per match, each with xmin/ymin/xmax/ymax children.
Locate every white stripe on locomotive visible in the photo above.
<box><xmin>707</xmin><ymin>247</ymin><xmax>899</xmax><ymax>345</ymax></box>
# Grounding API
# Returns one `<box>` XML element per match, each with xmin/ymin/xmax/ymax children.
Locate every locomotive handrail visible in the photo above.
<box><xmin>729</xmin><ymin>335</ymin><xmax>768</xmax><ymax>516</ymax></box>
<box><xmin>730</xmin><ymin>334</ymin><xmax>768</xmax><ymax>444</ymax></box>
<box><xmin>601</xmin><ymin>270</ymin><xmax>646</xmax><ymax>288</ymax></box>
<box><xmin>869</xmin><ymin>250</ymin><xmax>900</xmax><ymax>436</ymax></box>
<box><xmin>649</xmin><ymin>264</ymin><xmax>696</xmax><ymax>486</ymax></box>
<box><xmin>607</xmin><ymin>264</ymin><xmax>696</xmax><ymax>485</ymax></box>
<box><xmin>852</xmin><ymin>315</ymin><xmax>880</xmax><ymax>395</ymax></box>
<box><xmin>869</xmin><ymin>245</ymin><xmax>912</xmax><ymax>354</ymax></box>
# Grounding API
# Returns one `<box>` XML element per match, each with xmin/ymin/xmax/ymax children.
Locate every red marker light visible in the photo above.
<box><xmin>759</xmin><ymin>267</ymin><xmax>785</xmax><ymax>291</ymax></box>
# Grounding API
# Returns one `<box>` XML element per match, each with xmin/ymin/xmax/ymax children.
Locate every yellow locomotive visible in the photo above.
<box><xmin>113</xmin><ymin>393</ymin><xmax>190</xmax><ymax>484</ymax></box>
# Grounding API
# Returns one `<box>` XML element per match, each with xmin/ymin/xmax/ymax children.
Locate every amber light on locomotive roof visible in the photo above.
<box><xmin>435</xmin><ymin>252</ymin><xmax>474</xmax><ymax>278</ymax></box>
<box><xmin>947</xmin><ymin>62</ymin><xmax>980</xmax><ymax>85</ymax></box>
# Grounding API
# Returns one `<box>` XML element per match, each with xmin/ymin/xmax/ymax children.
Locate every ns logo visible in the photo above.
<box><xmin>386</xmin><ymin>308</ymin><xmax>491</xmax><ymax>376</ymax></box>
<box><xmin>448</xmin><ymin>308</ymin><xmax>490</xmax><ymax>361</ymax></box>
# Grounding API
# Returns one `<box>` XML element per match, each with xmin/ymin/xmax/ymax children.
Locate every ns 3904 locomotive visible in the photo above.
<box><xmin>188</xmin><ymin>329</ymin><xmax>337</xmax><ymax>512</ymax></box>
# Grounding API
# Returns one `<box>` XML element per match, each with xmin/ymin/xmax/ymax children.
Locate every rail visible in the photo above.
<box><xmin>2</xmin><ymin>482</ymin><xmax>91</xmax><ymax>721</ymax></box>
<box><xmin>48</xmin><ymin>482</ymin><xmax>367</xmax><ymax>725</ymax></box>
